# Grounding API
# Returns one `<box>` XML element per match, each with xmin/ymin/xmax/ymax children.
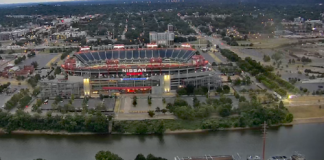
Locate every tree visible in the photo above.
<box><xmin>234</xmin><ymin>92</ymin><xmax>240</xmax><ymax>99</ymax></box>
<box><xmin>238</xmin><ymin>116</ymin><xmax>246</xmax><ymax>127</ymax></box>
<box><xmin>185</xmin><ymin>84</ymin><xmax>195</xmax><ymax>95</ymax></box>
<box><xmin>233</xmin><ymin>78</ymin><xmax>241</xmax><ymax>86</ymax></box>
<box><xmin>148</xmin><ymin>110</ymin><xmax>155</xmax><ymax>117</ymax></box>
<box><xmin>147</xmin><ymin>96</ymin><xmax>152</xmax><ymax>106</ymax></box>
<box><xmin>135</xmin><ymin>154</ymin><xmax>146</xmax><ymax>160</ymax></box>
<box><xmin>54</xmin><ymin>67</ymin><xmax>61</xmax><ymax>75</ymax></box>
<box><xmin>135</xmin><ymin>123</ymin><xmax>148</xmax><ymax>134</ymax></box>
<box><xmin>271</xmin><ymin>52</ymin><xmax>282</xmax><ymax>62</ymax></box>
<box><xmin>263</xmin><ymin>55</ymin><xmax>270</xmax><ymax>62</ymax></box>
<box><xmin>155</xmin><ymin>107</ymin><xmax>161</xmax><ymax>113</ymax></box>
<box><xmin>218</xmin><ymin>104</ymin><xmax>231</xmax><ymax>117</ymax></box>
<box><xmin>207</xmin><ymin>40</ymin><xmax>211</xmax><ymax>48</ymax></box>
<box><xmin>222</xmin><ymin>85</ymin><xmax>230</xmax><ymax>94</ymax></box>
<box><xmin>193</xmin><ymin>96</ymin><xmax>200</xmax><ymax>108</ymax></box>
<box><xmin>32</xmin><ymin>87</ymin><xmax>41</xmax><ymax>96</ymax></box>
<box><xmin>216</xmin><ymin>87</ymin><xmax>223</xmax><ymax>93</ymax></box>
<box><xmin>227</xmin><ymin>76</ymin><xmax>232</xmax><ymax>82</ymax></box>
<box><xmin>173</xmin><ymin>106</ymin><xmax>195</xmax><ymax>120</ymax></box>
<box><xmin>279</xmin><ymin>101</ymin><xmax>284</xmax><ymax>108</ymax></box>
<box><xmin>133</xmin><ymin>96</ymin><xmax>137</xmax><ymax>107</ymax></box>
<box><xmin>285</xmin><ymin>113</ymin><xmax>293</xmax><ymax>123</ymax></box>
<box><xmin>176</xmin><ymin>88</ymin><xmax>187</xmax><ymax>95</ymax></box>
<box><xmin>161</xmin><ymin>109</ymin><xmax>167</xmax><ymax>114</ymax></box>
<box><xmin>154</xmin><ymin>120</ymin><xmax>165</xmax><ymax>134</ymax></box>
<box><xmin>146</xmin><ymin>154</ymin><xmax>167</xmax><ymax>160</ymax></box>
<box><xmin>162</xmin><ymin>98</ymin><xmax>166</xmax><ymax>104</ymax></box>
<box><xmin>95</xmin><ymin>151</ymin><xmax>123</xmax><ymax>160</ymax></box>
<box><xmin>239</xmin><ymin>96</ymin><xmax>246</xmax><ymax>102</ymax></box>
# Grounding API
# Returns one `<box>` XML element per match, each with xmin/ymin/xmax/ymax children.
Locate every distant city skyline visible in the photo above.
<box><xmin>0</xmin><ymin>0</ymin><xmax>73</xmax><ymax>4</ymax></box>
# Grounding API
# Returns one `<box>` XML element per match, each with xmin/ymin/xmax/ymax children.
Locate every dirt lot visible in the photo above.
<box><xmin>286</xmin><ymin>96</ymin><xmax>324</xmax><ymax>118</ymax></box>
<box><xmin>238</xmin><ymin>38</ymin><xmax>295</xmax><ymax>48</ymax></box>
<box><xmin>238</xmin><ymin>37</ymin><xmax>324</xmax><ymax>49</ymax></box>
<box><xmin>287</xmin><ymin>106</ymin><xmax>324</xmax><ymax>118</ymax></box>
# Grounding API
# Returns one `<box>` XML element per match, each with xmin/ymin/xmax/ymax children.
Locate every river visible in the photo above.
<box><xmin>0</xmin><ymin>123</ymin><xmax>323</xmax><ymax>160</ymax></box>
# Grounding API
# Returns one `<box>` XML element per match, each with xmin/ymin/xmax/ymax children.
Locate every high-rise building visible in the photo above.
<box><xmin>168</xmin><ymin>24</ymin><xmax>174</xmax><ymax>32</ymax></box>
<box><xmin>149</xmin><ymin>24</ymin><xmax>174</xmax><ymax>46</ymax></box>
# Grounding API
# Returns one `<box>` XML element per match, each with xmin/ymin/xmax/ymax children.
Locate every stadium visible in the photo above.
<box><xmin>54</xmin><ymin>44</ymin><xmax>221</xmax><ymax>97</ymax></box>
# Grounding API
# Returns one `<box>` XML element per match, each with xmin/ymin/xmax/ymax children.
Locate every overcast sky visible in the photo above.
<box><xmin>0</xmin><ymin>0</ymin><xmax>72</xmax><ymax>4</ymax></box>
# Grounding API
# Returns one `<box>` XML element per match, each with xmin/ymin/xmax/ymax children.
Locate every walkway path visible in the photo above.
<box><xmin>115</xmin><ymin>113</ymin><xmax>176</xmax><ymax>120</ymax></box>
<box><xmin>45</xmin><ymin>53</ymin><xmax>61</xmax><ymax>67</ymax></box>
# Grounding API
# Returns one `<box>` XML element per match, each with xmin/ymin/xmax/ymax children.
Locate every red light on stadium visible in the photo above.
<box><xmin>127</xmin><ymin>89</ymin><xmax>135</xmax><ymax>93</ymax></box>
<box><xmin>126</xmin><ymin>72</ymin><xmax>143</xmax><ymax>76</ymax></box>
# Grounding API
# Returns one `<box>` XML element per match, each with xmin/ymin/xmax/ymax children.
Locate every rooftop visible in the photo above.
<box><xmin>41</xmin><ymin>75</ymin><xmax>83</xmax><ymax>83</ymax></box>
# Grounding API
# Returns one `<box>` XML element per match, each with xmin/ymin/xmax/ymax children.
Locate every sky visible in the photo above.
<box><xmin>0</xmin><ymin>0</ymin><xmax>73</xmax><ymax>4</ymax></box>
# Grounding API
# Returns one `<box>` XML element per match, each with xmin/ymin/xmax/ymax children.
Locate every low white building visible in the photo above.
<box><xmin>0</xmin><ymin>29</ymin><xmax>29</xmax><ymax>40</ymax></box>
<box><xmin>51</xmin><ymin>28</ymin><xmax>87</xmax><ymax>40</ymax></box>
<box><xmin>305</xmin><ymin>20</ymin><xmax>324</xmax><ymax>32</ymax></box>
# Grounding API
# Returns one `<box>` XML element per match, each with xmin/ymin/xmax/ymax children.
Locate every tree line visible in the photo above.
<box><xmin>0</xmin><ymin>109</ymin><xmax>109</xmax><ymax>133</ymax></box>
<box><xmin>31</xmin><ymin>150</ymin><xmax>167</xmax><ymax>160</ymax></box>
<box><xmin>113</xmin><ymin>95</ymin><xmax>293</xmax><ymax>134</ymax></box>
<box><xmin>220</xmin><ymin>49</ymin><xmax>297</xmax><ymax>96</ymax></box>
<box><xmin>14</xmin><ymin>55</ymin><xmax>26</xmax><ymax>65</ymax></box>
<box><xmin>27</xmin><ymin>74</ymin><xmax>41</xmax><ymax>88</ymax></box>
<box><xmin>96</xmin><ymin>151</ymin><xmax>167</xmax><ymax>160</ymax></box>
<box><xmin>4</xmin><ymin>88</ymin><xmax>32</xmax><ymax>111</ymax></box>
<box><xmin>0</xmin><ymin>82</ymin><xmax>10</xmax><ymax>93</ymax></box>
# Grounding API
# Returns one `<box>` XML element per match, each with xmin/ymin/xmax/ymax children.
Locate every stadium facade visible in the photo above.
<box><xmin>40</xmin><ymin>44</ymin><xmax>221</xmax><ymax>98</ymax></box>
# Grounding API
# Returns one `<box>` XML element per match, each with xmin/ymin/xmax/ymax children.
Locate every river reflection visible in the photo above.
<box><xmin>0</xmin><ymin>123</ymin><xmax>323</xmax><ymax>160</ymax></box>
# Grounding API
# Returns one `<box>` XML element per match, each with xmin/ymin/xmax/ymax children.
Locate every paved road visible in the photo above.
<box><xmin>205</xmin><ymin>36</ymin><xmax>231</xmax><ymax>50</ymax></box>
<box><xmin>115</xmin><ymin>113</ymin><xmax>176</xmax><ymax>120</ymax></box>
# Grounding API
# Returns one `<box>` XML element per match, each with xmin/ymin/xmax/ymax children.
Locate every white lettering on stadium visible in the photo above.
<box><xmin>122</xmin><ymin>69</ymin><xmax>146</xmax><ymax>72</ymax></box>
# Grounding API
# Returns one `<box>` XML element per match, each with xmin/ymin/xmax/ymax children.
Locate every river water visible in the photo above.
<box><xmin>0</xmin><ymin>123</ymin><xmax>323</xmax><ymax>160</ymax></box>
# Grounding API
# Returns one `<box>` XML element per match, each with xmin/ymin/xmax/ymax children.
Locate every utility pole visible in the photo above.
<box><xmin>262</xmin><ymin>121</ymin><xmax>267</xmax><ymax>160</ymax></box>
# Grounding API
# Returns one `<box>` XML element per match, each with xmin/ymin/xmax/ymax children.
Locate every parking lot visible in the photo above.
<box><xmin>18</xmin><ymin>53</ymin><xmax>59</xmax><ymax>68</ymax></box>
<box><xmin>120</xmin><ymin>94</ymin><xmax>239</xmax><ymax>114</ymax></box>
<box><xmin>122</xmin><ymin>96</ymin><xmax>165</xmax><ymax>113</ymax></box>
<box><xmin>41</xmin><ymin>98</ymin><xmax>115</xmax><ymax>111</ymax></box>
